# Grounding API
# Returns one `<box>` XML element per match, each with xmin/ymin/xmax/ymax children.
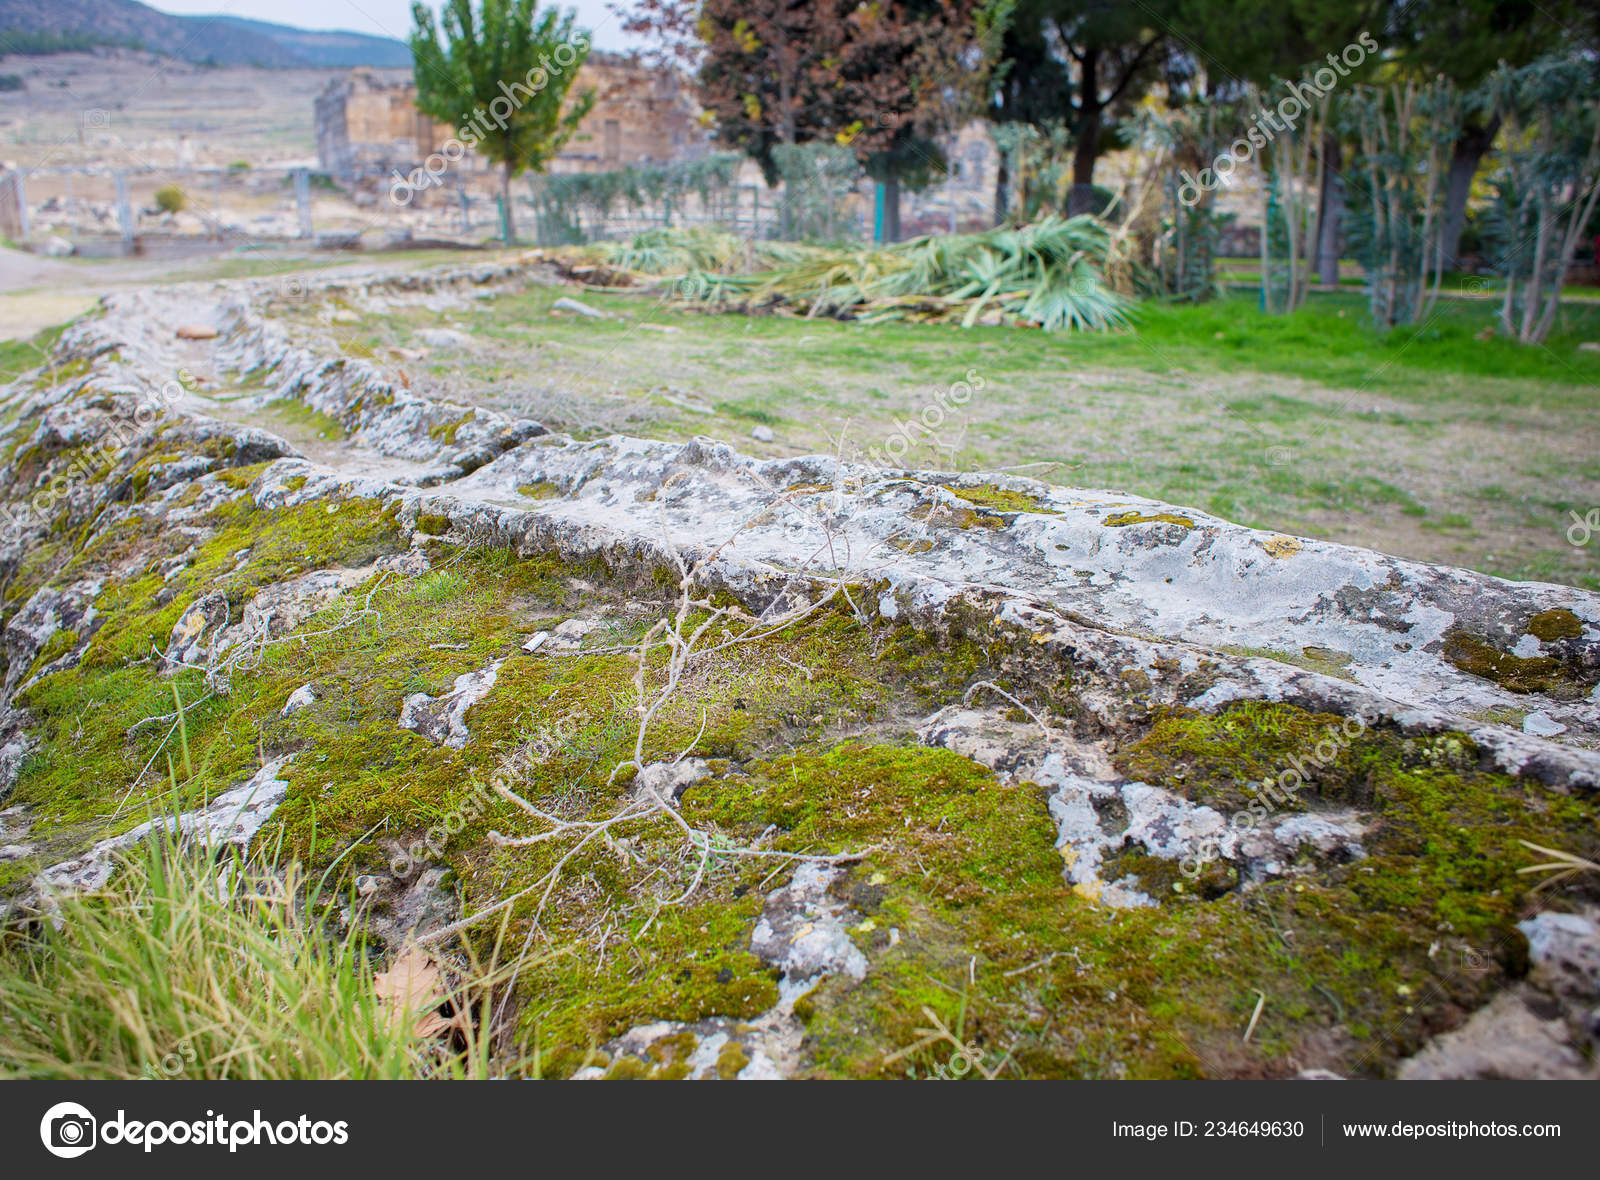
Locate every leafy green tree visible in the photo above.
<box><xmin>690</xmin><ymin>0</ymin><xmax>839</xmax><ymax>187</ymax></box>
<box><xmin>1394</xmin><ymin>0</ymin><xmax>1595</xmax><ymax>269</ymax></box>
<box><xmin>1481</xmin><ymin>53</ymin><xmax>1600</xmax><ymax>342</ymax></box>
<box><xmin>827</xmin><ymin>0</ymin><xmax>984</xmax><ymax>241</ymax></box>
<box><xmin>1169</xmin><ymin>0</ymin><xmax>1387</xmax><ymax>284</ymax></box>
<box><xmin>1007</xmin><ymin>0</ymin><xmax>1176</xmax><ymax>215</ymax></box>
<box><xmin>410</xmin><ymin>0</ymin><xmax>595</xmax><ymax>242</ymax></box>
<box><xmin>987</xmin><ymin>9</ymin><xmax>1071</xmax><ymax>221</ymax></box>
<box><xmin>1341</xmin><ymin>76</ymin><xmax>1466</xmax><ymax>325</ymax></box>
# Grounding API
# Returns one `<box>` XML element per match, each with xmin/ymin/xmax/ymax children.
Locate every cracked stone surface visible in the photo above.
<box><xmin>751</xmin><ymin>862</ymin><xmax>869</xmax><ymax>1004</ymax></box>
<box><xmin>1395</xmin><ymin>988</ymin><xmax>1598</xmax><ymax>1080</ymax></box>
<box><xmin>576</xmin><ymin>863</ymin><xmax>866</xmax><ymax>1080</ymax></box>
<box><xmin>3</xmin><ymin>255</ymin><xmax>1598</xmax><ymax>1079</ymax></box>
<box><xmin>917</xmin><ymin>706</ymin><xmax>1368</xmax><ymax>906</ymax></box>
<box><xmin>399</xmin><ymin>659</ymin><xmax>504</xmax><ymax>749</ymax></box>
<box><xmin>167</xmin><ymin>566</ymin><xmax>374</xmax><ymax>673</ymax></box>
<box><xmin>27</xmin><ymin>758</ymin><xmax>293</xmax><ymax>903</ymax></box>
<box><xmin>3</xmin><ymin>579</ymin><xmax>101</xmax><ymax>699</ymax></box>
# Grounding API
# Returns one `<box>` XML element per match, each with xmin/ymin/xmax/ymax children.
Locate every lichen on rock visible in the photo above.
<box><xmin>2</xmin><ymin>258</ymin><xmax>1598</xmax><ymax>1081</ymax></box>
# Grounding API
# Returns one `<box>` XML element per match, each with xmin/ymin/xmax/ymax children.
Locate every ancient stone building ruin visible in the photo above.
<box><xmin>313</xmin><ymin>53</ymin><xmax>707</xmax><ymax>180</ymax></box>
<box><xmin>314</xmin><ymin>70</ymin><xmax>441</xmax><ymax>177</ymax></box>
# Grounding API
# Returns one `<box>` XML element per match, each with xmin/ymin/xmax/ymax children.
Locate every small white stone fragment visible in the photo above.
<box><xmin>552</xmin><ymin>296</ymin><xmax>607</xmax><ymax>319</ymax></box>
<box><xmin>750</xmin><ymin>862</ymin><xmax>869</xmax><ymax>1003</ymax></box>
<box><xmin>282</xmin><ymin>683</ymin><xmax>318</xmax><ymax>716</ymax></box>
<box><xmin>1512</xmin><ymin>634</ymin><xmax>1544</xmax><ymax>658</ymax></box>
<box><xmin>1524</xmin><ymin>712</ymin><xmax>1568</xmax><ymax>737</ymax></box>
<box><xmin>398</xmin><ymin>660</ymin><xmax>504</xmax><ymax>749</ymax></box>
<box><xmin>630</xmin><ymin>758</ymin><xmax>712</xmax><ymax>805</ymax></box>
<box><xmin>415</xmin><ymin>328</ymin><xmax>472</xmax><ymax>348</ymax></box>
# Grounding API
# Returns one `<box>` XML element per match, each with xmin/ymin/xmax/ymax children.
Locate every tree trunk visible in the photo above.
<box><xmin>501</xmin><ymin>159</ymin><xmax>516</xmax><ymax>244</ymax></box>
<box><xmin>1315</xmin><ymin>133</ymin><xmax>1343</xmax><ymax>286</ymax></box>
<box><xmin>1520</xmin><ymin>199</ymin><xmax>1552</xmax><ymax>342</ymax></box>
<box><xmin>776</xmin><ymin>30</ymin><xmax>795</xmax><ymax>242</ymax></box>
<box><xmin>1067</xmin><ymin>122</ymin><xmax>1100</xmax><ymax>214</ymax></box>
<box><xmin>948</xmin><ymin>132</ymin><xmax>958</xmax><ymax>235</ymax></box>
<box><xmin>883</xmin><ymin>173</ymin><xmax>901</xmax><ymax>242</ymax></box>
<box><xmin>1439</xmin><ymin>118</ymin><xmax>1499</xmax><ymax>272</ymax></box>
<box><xmin>1067</xmin><ymin>48</ymin><xmax>1100</xmax><ymax>216</ymax></box>
<box><xmin>994</xmin><ymin>146</ymin><xmax>1009</xmax><ymax>226</ymax></box>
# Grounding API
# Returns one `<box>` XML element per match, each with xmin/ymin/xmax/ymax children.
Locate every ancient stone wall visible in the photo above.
<box><xmin>313</xmin><ymin>54</ymin><xmax>706</xmax><ymax>177</ymax></box>
<box><xmin>547</xmin><ymin>55</ymin><xmax>704</xmax><ymax>173</ymax></box>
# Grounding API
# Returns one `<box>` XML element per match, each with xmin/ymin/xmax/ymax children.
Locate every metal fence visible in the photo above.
<box><xmin>6</xmin><ymin>142</ymin><xmax>996</xmax><ymax>258</ymax></box>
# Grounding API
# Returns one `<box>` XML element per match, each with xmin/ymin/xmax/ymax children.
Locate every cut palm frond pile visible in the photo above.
<box><xmin>591</xmin><ymin>227</ymin><xmax>753</xmax><ymax>275</ymax></box>
<box><xmin>585</xmin><ymin>216</ymin><xmax>1142</xmax><ymax>331</ymax></box>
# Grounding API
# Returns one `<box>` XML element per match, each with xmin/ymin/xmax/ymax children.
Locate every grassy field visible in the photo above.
<box><xmin>305</xmin><ymin>276</ymin><xmax>1600</xmax><ymax>590</ymax></box>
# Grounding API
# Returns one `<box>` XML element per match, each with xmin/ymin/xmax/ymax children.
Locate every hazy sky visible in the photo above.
<box><xmin>143</xmin><ymin>0</ymin><xmax>639</xmax><ymax>52</ymax></box>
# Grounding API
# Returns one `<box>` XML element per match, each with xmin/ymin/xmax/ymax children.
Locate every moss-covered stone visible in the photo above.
<box><xmin>1526</xmin><ymin>608</ymin><xmax>1583</xmax><ymax>642</ymax></box>
<box><xmin>951</xmin><ymin>484</ymin><xmax>1046</xmax><ymax>514</ymax></box>
<box><xmin>1442</xmin><ymin>630</ymin><xmax>1595</xmax><ymax>698</ymax></box>
<box><xmin>715</xmin><ymin>1040</ymin><xmax>750</xmax><ymax>1078</ymax></box>
<box><xmin>6</xmin><ymin>434</ymin><xmax>1595</xmax><ymax>1085</ymax></box>
<box><xmin>1103</xmin><ymin>510</ymin><xmax>1195</xmax><ymax>529</ymax></box>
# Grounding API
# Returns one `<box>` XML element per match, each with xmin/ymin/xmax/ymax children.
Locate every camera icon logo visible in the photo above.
<box><xmin>40</xmin><ymin>1101</ymin><xmax>97</xmax><ymax>1159</ymax></box>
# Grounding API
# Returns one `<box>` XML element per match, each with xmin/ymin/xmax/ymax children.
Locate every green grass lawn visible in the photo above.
<box><xmin>1076</xmin><ymin>291</ymin><xmax>1600</xmax><ymax>397</ymax></box>
<box><xmin>0</xmin><ymin>325</ymin><xmax>69</xmax><ymax>384</ymax></box>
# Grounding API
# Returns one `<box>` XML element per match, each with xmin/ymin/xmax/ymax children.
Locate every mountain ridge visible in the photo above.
<box><xmin>0</xmin><ymin>0</ymin><xmax>411</xmax><ymax>68</ymax></box>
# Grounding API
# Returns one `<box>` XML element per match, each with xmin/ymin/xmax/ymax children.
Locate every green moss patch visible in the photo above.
<box><xmin>428</xmin><ymin>411</ymin><xmax>475</xmax><ymax>445</ymax></box>
<box><xmin>1441</xmin><ymin>630</ymin><xmax>1597</xmax><ymax>698</ymax></box>
<box><xmin>950</xmin><ymin>484</ymin><xmax>1046</xmax><ymax>513</ymax></box>
<box><xmin>266</xmin><ymin>398</ymin><xmax>347</xmax><ymax>441</ymax></box>
<box><xmin>1526</xmin><ymin>608</ymin><xmax>1584</xmax><ymax>642</ymax></box>
<box><xmin>1103</xmin><ymin>510</ymin><xmax>1196</xmax><ymax>529</ymax></box>
<box><xmin>768</xmin><ymin>705</ymin><xmax>1595</xmax><ymax>1079</ymax></box>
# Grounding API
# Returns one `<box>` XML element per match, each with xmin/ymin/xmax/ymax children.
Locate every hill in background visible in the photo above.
<box><xmin>0</xmin><ymin>0</ymin><xmax>410</xmax><ymax>67</ymax></box>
